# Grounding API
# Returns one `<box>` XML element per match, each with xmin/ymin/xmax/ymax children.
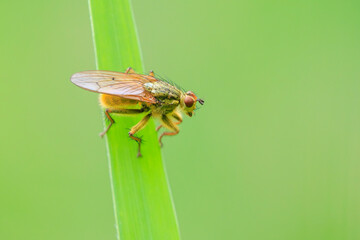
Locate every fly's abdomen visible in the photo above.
<box><xmin>100</xmin><ymin>94</ymin><xmax>139</xmax><ymax>109</ymax></box>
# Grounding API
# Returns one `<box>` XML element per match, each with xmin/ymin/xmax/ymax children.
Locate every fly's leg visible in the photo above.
<box><xmin>125</xmin><ymin>67</ymin><xmax>135</xmax><ymax>74</ymax></box>
<box><xmin>129</xmin><ymin>113</ymin><xmax>152</xmax><ymax>157</ymax></box>
<box><xmin>155</xmin><ymin>125</ymin><xmax>162</xmax><ymax>131</ymax></box>
<box><xmin>172</xmin><ymin>111</ymin><xmax>183</xmax><ymax>124</ymax></box>
<box><xmin>100</xmin><ymin>108</ymin><xmax>146</xmax><ymax>137</ymax></box>
<box><xmin>149</xmin><ymin>70</ymin><xmax>155</xmax><ymax>77</ymax></box>
<box><xmin>156</xmin><ymin>111</ymin><xmax>182</xmax><ymax>131</ymax></box>
<box><xmin>158</xmin><ymin>114</ymin><xmax>180</xmax><ymax>147</ymax></box>
<box><xmin>100</xmin><ymin>109</ymin><xmax>115</xmax><ymax>137</ymax></box>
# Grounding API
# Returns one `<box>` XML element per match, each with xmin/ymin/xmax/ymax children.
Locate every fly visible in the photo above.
<box><xmin>71</xmin><ymin>67</ymin><xmax>204</xmax><ymax>157</ymax></box>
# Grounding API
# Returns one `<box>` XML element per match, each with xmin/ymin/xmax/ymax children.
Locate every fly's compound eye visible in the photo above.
<box><xmin>184</xmin><ymin>96</ymin><xmax>195</xmax><ymax>107</ymax></box>
<box><xmin>186</xmin><ymin>91</ymin><xmax>196</xmax><ymax>99</ymax></box>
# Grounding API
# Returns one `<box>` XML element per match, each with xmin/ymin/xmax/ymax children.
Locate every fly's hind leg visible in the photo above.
<box><xmin>100</xmin><ymin>109</ymin><xmax>115</xmax><ymax>137</ymax></box>
<box><xmin>158</xmin><ymin>114</ymin><xmax>180</xmax><ymax>147</ymax></box>
<box><xmin>100</xmin><ymin>108</ymin><xmax>146</xmax><ymax>137</ymax></box>
<box><xmin>129</xmin><ymin>113</ymin><xmax>152</xmax><ymax>157</ymax></box>
<box><xmin>156</xmin><ymin>111</ymin><xmax>182</xmax><ymax>131</ymax></box>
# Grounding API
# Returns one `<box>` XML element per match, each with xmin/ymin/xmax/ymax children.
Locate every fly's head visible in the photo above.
<box><xmin>180</xmin><ymin>91</ymin><xmax>204</xmax><ymax>117</ymax></box>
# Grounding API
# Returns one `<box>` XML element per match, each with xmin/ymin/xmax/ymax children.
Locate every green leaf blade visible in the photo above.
<box><xmin>88</xmin><ymin>0</ymin><xmax>180</xmax><ymax>239</ymax></box>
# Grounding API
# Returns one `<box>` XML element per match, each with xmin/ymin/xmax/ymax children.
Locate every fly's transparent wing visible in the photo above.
<box><xmin>71</xmin><ymin>70</ymin><xmax>158</xmax><ymax>103</ymax></box>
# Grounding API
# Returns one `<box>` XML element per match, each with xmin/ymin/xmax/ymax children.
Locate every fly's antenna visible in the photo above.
<box><xmin>197</xmin><ymin>99</ymin><xmax>204</xmax><ymax>105</ymax></box>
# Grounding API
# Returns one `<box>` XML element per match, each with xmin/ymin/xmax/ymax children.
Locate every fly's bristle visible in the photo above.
<box><xmin>154</xmin><ymin>72</ymin><xmax>186</xmax><ymax>92</ymax></box>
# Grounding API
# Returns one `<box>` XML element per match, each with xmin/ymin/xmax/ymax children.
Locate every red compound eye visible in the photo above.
<box><xmin>186</xmin><ymin>91</ymin><xmax>197</xmax><ymax>99</ymax></box>
<box><xmin>184</xmin><ymin>96</ymin><xmax>195</xmax><ymax>107</ymax></box>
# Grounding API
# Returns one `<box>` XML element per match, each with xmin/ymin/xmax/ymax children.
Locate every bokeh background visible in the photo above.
<box><xmin>1</xmin><ymin>0</ymin><xmax>360</xmax><ymax>239</ymax></box>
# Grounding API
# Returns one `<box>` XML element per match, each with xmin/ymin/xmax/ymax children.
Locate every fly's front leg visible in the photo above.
<box><xmin>156</xmin><ymin>111</ymin><xmax>183</xmax><ymax>131</ymax></box>
<box><xmin>129</xmin><ymin>113</ymin><xmax>152</xmax><ymax>157</ymax></box>
<box><xmin>100</xmin><ymin>108</ymin><xmax>146</xmax><ymax>137</ymax></box>
<box><xmin>158</xmin><ymin>114</ymin><xmax>180</xmax><ymax>147</ymax></box>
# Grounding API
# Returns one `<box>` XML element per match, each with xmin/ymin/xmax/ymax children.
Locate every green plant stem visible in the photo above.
<box><xmin>88</xmin><ymin>0</ymin><xmax>180</xmax><ymax>239</ymax></box>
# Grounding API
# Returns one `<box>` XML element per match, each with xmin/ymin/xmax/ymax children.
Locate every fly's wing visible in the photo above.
<box><xmin>71</xmin><ymin>70</ymin><xmax>158</xmax><ymax>103</ymax></box>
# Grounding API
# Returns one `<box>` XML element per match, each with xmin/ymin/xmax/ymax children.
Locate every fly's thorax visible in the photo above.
<box><xmin>144</xmin><ymin>81</ymin><xmax>181</xmax><ymax>102</ymax></box>
<box><xmin>150</xmin><ymin>100</ymin><xmax>179</xmax><ymax>116</ymax></box>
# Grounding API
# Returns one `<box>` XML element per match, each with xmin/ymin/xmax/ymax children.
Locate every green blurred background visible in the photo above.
<box><xmin>1</xmin><ymin>0</ymin><xmax>360</xmax><ymax>239</ymax></box>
